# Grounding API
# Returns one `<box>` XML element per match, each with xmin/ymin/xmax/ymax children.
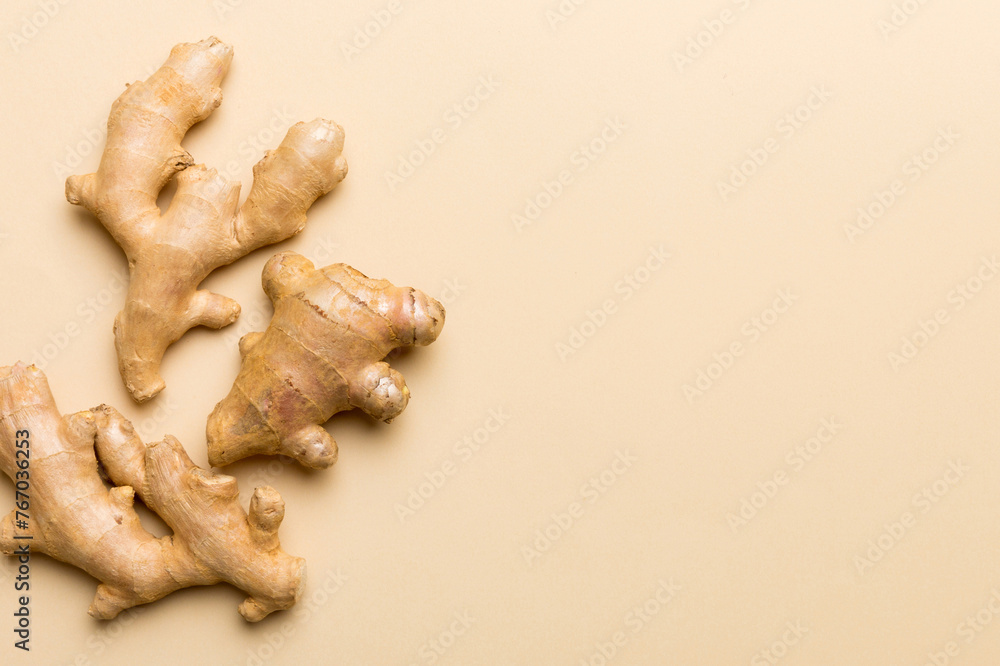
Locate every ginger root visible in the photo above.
<box><xmin>66</xmin><ymin>37</ymin><xmax>348</xmax><ymax>402</ymax></box>
<box><xmin>207</xmin><ymin>251</ymin><xmax>445</xmax><ymax>469</ymax></box>
<box><xmin>0</xmin><ymin>363</ymin><xmax>303</xmax><ymax>621</ymax></box>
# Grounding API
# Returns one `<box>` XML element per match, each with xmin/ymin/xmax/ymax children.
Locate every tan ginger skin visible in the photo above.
<box><xmin>0</xmin><ymin>363</ymin><xmax>303</xmax><ymax>621</ymax></box>
<box><xmin>66</xmin><ymin>37</ymin><xmax>348</xmax><ymax>403</ymax></box>
<box><xmin>207</xmin><ymin>251</ymin><xmax>445</xmax><ymax>469</ymax></box>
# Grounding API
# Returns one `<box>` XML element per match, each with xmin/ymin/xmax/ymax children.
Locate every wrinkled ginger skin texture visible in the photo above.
<box><xmin>0</xmin><ymin>363</ymin><xmax>303</xmax><ymax>621</ymax></box>
<box><xmin>65</xmin><ymin>37</ymin><xmax>348</xmax><ymax>402</ymax></box>
<box><xmin>207</xmin><ymin>251</ymin><xmax>445</xmax><ymax>470</ymax></box>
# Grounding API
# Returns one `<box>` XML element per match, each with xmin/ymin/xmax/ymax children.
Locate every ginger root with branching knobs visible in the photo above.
<box><xmin>207</xmin><ymin>251</ymin><xmax>445</xmax><ymax>469</ymax></box>
<box><xmin>0</xmin><ymin>363</ymin><xmax>303</xmax><ymax>621</ymax></box>
<box><xmin>66</xmin><ymin>37</ymin><xmax>348</xmax><ymax>402</ymax></box>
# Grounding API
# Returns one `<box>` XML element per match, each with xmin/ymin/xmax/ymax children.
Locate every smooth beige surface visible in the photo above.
<box><xmin>1</xmin><ymin>1</ymin><xmax>999</xmax><ymax>664</ymax></box>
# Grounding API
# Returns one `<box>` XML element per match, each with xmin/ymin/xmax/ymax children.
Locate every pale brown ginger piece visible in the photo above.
<box><xmin>66</xmin><ymin>37</ymin><xmax>348</xmax><ymax>402</ymax></box>
<box><xmin>207</xmin><ymin>251</ymin><xmax>445</xmax><ymax>469</ymax></box>
<box><xmin>0</xmin><ymin>363</ymin><xmax>303</xmax><ymax>621</ymax></box>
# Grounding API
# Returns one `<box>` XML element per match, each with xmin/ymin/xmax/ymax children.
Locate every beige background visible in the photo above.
<box><xmin>1</xmin><ymin>0</ymin><xmax>1000</xmax><ymax>664</ymax></box>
